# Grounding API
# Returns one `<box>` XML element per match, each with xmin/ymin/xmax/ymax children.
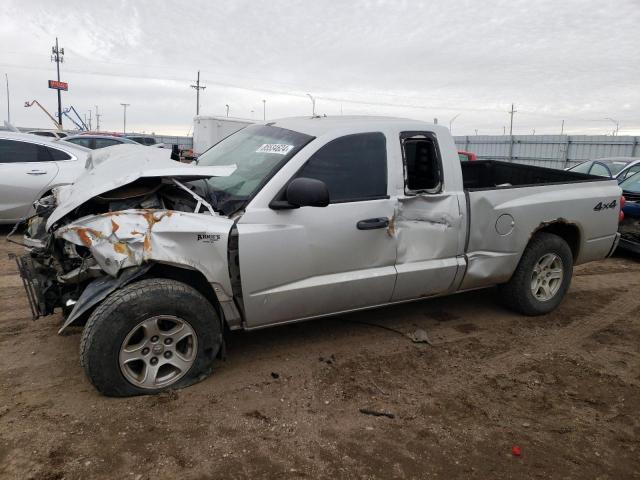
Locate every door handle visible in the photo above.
<box><xmin>357</xmin><ymin>217</ymin><xmax>389</xmax><ymax>230</ymax></box>
<box><xmin>27</xmin><ymin>170</ymin><xmax>47</xmax><ymax>175</ymax></box>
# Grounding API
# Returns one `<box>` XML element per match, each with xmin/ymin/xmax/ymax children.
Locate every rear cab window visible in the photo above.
<box><xmin>401</xmin><ymin>132</ymin><xmax>442</xmax><ymax>194</ymax></box>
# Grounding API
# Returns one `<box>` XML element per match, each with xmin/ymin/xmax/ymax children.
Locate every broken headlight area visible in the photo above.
<box><xmin>17</xmin><ymin>177</ymin><xmax>209</xmax><ymax>320</ymax></box>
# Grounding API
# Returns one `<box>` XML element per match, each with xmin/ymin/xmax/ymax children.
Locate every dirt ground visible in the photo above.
<box><xmin>0</xmin><ymin>227</ymin><xmax>639</xmax><ymax>480</ymax></box>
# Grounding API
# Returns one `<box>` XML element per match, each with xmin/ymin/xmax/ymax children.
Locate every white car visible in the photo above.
<box><xmin>0</xmin><ymin>132</ymin><xmax>90</xmax><ymax>224</ymax></box>
<box><xmin>567</xmin><ymin>157</ymin><xmax>640</xmax><ymax>182</ymax></box>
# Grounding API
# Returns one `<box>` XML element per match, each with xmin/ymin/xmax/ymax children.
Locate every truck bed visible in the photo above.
<box><xmin>458</xmin><ymin>160</ymin><xmax>621</xmax><ymax>291</ymax></box>
<box><xmin>461</xmin><ymin>160</ymin><xmax>601</xmax><ymax>190</ymax></box>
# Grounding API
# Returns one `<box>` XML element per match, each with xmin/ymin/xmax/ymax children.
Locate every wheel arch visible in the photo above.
<box><xmin>531</xmin><ymin>220</ymin><xmax>581</xmax><ymax>261</ymax></box>
<box><xmin>146</xmin><ymin>263</ymin><xmax>223</xmax><ymax>319</ymax></box>
<box><xmin>59</xmin><ymin>262</ymin><xmax>240</xmax><ymax>335</ymax></box>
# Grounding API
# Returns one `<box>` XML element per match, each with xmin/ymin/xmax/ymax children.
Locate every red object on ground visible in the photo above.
<box><xmin>512</xmin><ymin>446</ymin><xmax>522</xmax><ymax>457</ymax></box>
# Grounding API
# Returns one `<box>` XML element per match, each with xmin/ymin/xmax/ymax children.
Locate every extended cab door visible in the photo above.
<box><xmin>390</xmin><ymin>131</ymin><xmax>466</xmax><ymax>301</ymax></box>
<box><xmin>236</xmin><ymin>132</ymin><xmax>397</xmax><ymax>328</ymax></box>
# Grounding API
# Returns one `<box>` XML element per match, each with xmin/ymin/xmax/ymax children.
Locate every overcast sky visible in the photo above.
<box><xmin>1</xmin><ymin>0</ymin><xmax>638</xmax><ymax>136</ymax></box>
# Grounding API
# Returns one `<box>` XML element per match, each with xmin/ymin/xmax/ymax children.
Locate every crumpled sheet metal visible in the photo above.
<box><xmin>392</xmin><ymin>195</ymin><xmax>462</xmax><ymax>263</ymax></box>
<box><xmin>46</xmin><ymin>143</ymin><xmax>236</xmax><ymax>229</ymax></box>
<box><xmin>55</xmin><ymin>209</ymin><xmax>234</xmax><ymax>294</ymax></box>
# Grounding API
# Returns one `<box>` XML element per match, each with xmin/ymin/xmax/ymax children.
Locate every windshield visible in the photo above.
<box><xmin>568</xmin><ymin>161</ymin><xmax>593</xmax><ymax>174</ymax></box>
<box><xmin>620</xmin><ymin>171</ymin><xmax>640</xmax><ymax>193</ymax></box>
<box><xmin>196</xmin><ymin>124</ymin><xmax>313</xmax><ymax>214</ymax></box>
<box><xmin>607</xmin><ymin>161</ymin><xmax>630</xmax><ymax>176</ymax></box>
<box><xmin>569</xmin><ymin>159</ymin><xmax>629</xmax><ymax>176</ymax></box>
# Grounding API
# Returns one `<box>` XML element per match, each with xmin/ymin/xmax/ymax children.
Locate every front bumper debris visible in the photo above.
<box><xmin>13</xmin><ymin>254</ymin><xmax>46</xmax><ymax>320</ymax></box>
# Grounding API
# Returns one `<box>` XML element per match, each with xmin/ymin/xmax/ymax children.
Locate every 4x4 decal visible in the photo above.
<box><xmin>593</xmin><ymin>200</ymin><xmax>617</xmax><ymax>211</ymax></box>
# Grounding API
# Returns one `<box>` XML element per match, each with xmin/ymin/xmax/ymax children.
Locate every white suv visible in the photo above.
<box><xmin>0</xmin><ymin>132</ymin><xmax>89</xmax><ymax>224</ymax></box>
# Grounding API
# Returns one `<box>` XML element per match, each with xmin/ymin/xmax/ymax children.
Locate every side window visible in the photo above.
<box><xmin>402</xmin><ymin>133</ymin><xmax>442</xmax><ymax>193</ymax></box>
<box><xmin>47</xmin><ymin>147</ymin><xmax>72</xmax><ymax>160</ymax></box>
<box><xmin>589</xmin><ymin>162</ymin><xmax>611</xmax><ymax>177</ymax></box>
<box><xmin>94</xmin><ymin>138</ymin><xmax>120</xmax><ymax>149</ymax></box>
<box><xmin>295</xmin><ymin>132</ymin><xmax>387</xmax><ymax>203</ymax></box>
<box><xmin>57</xmin><ymin>132</ymin><xmax>68</xmax><ymax>138</ymax></box>
<box><xmin>0</xmin><ymin>139</ymin><xmax>50</xmax><ymax>163</ymax></box>
<box><xmin>68</xmin><ymin>137</ymin><xmax>93</xmax><ymax>149</ymax></box>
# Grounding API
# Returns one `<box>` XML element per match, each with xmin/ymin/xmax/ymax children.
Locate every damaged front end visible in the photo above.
<box><xmin>13</xmin><ymin>145</ymin><xmax>237</xmax><ymax>332</ymax></box>
<box><xmin>13</xmin><ymin>193</ymin><xmax>91</xmax><ymax>319</ymax></box>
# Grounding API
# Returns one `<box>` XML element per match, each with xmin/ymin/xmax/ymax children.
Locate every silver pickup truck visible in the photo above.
<box><xmin>14</xmin><ymin>116</ymin><xmax>622</xmax><ymax>396</ymax></box>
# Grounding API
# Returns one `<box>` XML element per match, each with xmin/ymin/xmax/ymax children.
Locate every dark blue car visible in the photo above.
<box><xmin>619</xmin><ymin>172</ymin><xmax>640</xmax><ymax>254</ymax></box>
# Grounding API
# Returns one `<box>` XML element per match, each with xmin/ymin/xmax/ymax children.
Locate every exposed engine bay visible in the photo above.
<box><xmin>14</xmin><ymin>177</ymin><xmax>213</xmax><ymax>320</ymax></box>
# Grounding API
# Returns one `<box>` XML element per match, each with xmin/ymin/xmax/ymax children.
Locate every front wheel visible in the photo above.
<box><xmin>80</xmin><ymin>278</ymin><xmax>222</xmax><ymax>396</ymax></box>
<box><xmin>499</xmin><ymin>232</ymin><xmax>573</xmax><ymax>316</ymax></box>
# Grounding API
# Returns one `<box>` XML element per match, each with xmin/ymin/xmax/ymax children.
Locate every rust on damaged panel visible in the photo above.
<box><xmin>70</xmin><ymin>227</ymin><xmax>103</xmax><ymax>247</ymax></box>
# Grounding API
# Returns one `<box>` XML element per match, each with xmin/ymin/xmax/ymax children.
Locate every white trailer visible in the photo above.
<box><xmin>193</xmin><ymin>116</ymin><xmax>253</xmax><ymax>156</ymax></box>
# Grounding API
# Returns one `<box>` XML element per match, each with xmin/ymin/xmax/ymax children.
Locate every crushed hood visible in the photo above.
<box><xmin>47</xmin><ymin>144</ymin><xmax>236</xmax><ymax>229</ymax></box>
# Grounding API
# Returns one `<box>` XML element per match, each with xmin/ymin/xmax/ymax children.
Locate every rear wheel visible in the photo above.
<box><xmin>499</xmin><ymin>232</ymin><xmax>573</xmax><ymax>315</ymax></box>
<box><xmin>80</xmin><ymin>278</ymin><xmax>222</xmax><ymax>396</ymax></box>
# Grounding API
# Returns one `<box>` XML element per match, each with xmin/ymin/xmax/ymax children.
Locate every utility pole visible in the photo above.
<box><xmin>51</xmin><ymin>37</ymin><xmax>64</xmax><ymax>128</ymax></box>
<box><xmin>5</xmin><ymin>73</ymin><xmax>9</xmax><ymax>123</ymax></box>
<box><xmin>503</xmin><ymin>126</ymin><xmax>506</xmax><ymax>135</ymax></box>
<box><xmin>561</xmin><ymin>120</ymin><xmax>565</xmax><ymax>135</ymax></box>
<box><xmin>95</xmin><ymin>105</ymin><xmax>101</xmax><ymax>131</ymax></box>
<box><xmin>190</xmin><ymin>70</ymin><xmax>206</xmax><ymax>116</ymax></box>
<box><xmin>262</xmin><ymin>99</ymin><xmax>266</xmax><ymax>120</ymax></box>
<box><xmin>474</xmin><ymin>129</ymin><xmax>478</xmax><ymax>136</ymax></box>
<box><xmin>508</xmin><ymin>103</ymin><xmax>517</xmax><ymax>135</ymax></box>
<box><xmin>225</xmin><ymin>104</ymin><xmax>229</xmax><ymax>117</ymax></box>
<box><xmin>120</xmin><ymin>103</ymin><xmax>130</xmax><ymax>134</ymax></box>
<box><xmin>88</xmin><ymin>108</ymin><xmax>92</xmax><ymax>131</ymax></box>
<box><xmin>306</xmin><ymin>93</ymin><xmax>316</xmax><ymax>116</ymax></box>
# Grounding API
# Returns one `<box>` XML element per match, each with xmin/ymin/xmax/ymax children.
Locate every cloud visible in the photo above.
<box><xmin>1</xmin><ymin>0</ymin><xmax>638</xmax><ymax>135</ymax></box>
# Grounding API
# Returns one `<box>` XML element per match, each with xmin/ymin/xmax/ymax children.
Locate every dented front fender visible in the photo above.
<box><xmin>55</xmin><ymin>209</ymin><xmax>235</xmax><ymax>295</ymax></box>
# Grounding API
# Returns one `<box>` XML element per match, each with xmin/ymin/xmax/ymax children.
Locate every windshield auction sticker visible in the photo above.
<box><xmin>256</xmin><ymin>144</ymin><xmax>294</xmax><ymax>155</ymax></box>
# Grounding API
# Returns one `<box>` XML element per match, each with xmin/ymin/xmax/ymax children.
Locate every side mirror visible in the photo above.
<box><xmin>286</xmin><ymin>177</ymin><xmax>330</xmax><ymax>207</ymax></box>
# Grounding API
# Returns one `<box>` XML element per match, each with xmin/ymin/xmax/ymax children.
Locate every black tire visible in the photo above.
<box><xmin>499</xmin><ymin>232</ymin><xmax>573</xmax><ymax>316</ymax></box>
<box><xmin>80</xmin><ymin>278</ymin><xmax>222</xmax><ymax>397</ymax></box>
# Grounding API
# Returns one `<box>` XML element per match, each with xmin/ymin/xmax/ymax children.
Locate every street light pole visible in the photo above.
<box><xmin>225</xmin><ymin>104</ymin><xmax>229</xmax><ymax>117</ymax></box>
<box><xmin>605</xmin><ymin>117</ymin><xmax>619</xmax><ymax>136</ymax></box>
<box><xmin>120</xmin><ymin>103</ymin><xmax>130</xmax><ymax>134</ymax></box>
<box><xmin>5</xmin><ymin>73</ymin><xmax>9</xmax><ymax>123</ymax></box>
<box><xmin>262</xmin><ymin>99</ymin><xmax>266</xmax><ymax>120</ymax></box>
<box><xmin>306</xmin><ymin>93</ymin><xmax>316</xmax><ymax>116</ymax></box>
<box><xmin>449</xmin><ymin>113</ymin><xmax>461</xmax><ymax>134</ymax></box>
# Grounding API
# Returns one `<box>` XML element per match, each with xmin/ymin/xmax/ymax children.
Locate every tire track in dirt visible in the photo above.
<box><xmin>425</xmin><ymin>269</ymin><xmax>640</xmax><ymax>393</ymax></box>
